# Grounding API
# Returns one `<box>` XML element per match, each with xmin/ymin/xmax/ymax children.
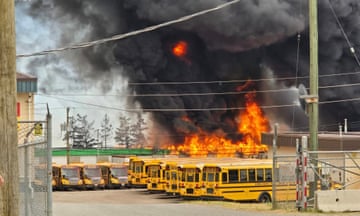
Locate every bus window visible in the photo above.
<box><xmin>248</xmin><ymin>169</ymin><xmax>255</xmax><ymax>182</ymax></box>
<box><xmin>208</xmin><ymin>173</ymin><xmax>215</xmax><ymax>182</ymax></box>
<box><xmin>229</xmin><ymin>169</ymin><xmax>238</xmax><ymax>183</ymax></box>
<box><xmin>195</xmin><ymin>173</ymin><xmax>199</xmax><ymax>182</ymax></box>
<box><xmin>257</xmin><ymin>168</ymin><xmax>264</xmax><ymax>182</ymax></box>
<box><xmin>222</xmin><ymin>172</ymin><xmax>227</xmax><ymax>183</ymax></box>
<box><xmin>202</xmin><ymin>172</ymin><xmax>206</xmax><ymax>181</ymax></box>
<box><xmin>181</xmin><ymin>173</ymin><xmax>185</xmax><ymax>182</ymax></box>
<box><xmin>171</xmin><ymin>172</ymin><xmax>177</xmax><ymax>180</ymax></box>
<box><xmin>187</xmin><ymin>174</ymin><xmax>194</xmax><ymax>182</ymax></box>
<box><xmin>265</xmin><ymin>168</ymin><xmax>272</xmax><ymax>182</ymax></box>
<box><xmin>215</xmin><ymin>173</ymin><xmax>219</xmax><ymax>182</ymax></box>
<box><xmin>240</xmin><ymin>169</ymin><xmax>247</xmax><ymax>182</ymax></box>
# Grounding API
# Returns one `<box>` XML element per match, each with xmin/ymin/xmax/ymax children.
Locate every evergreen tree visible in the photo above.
<box><xmin>131</xmin><ymin>113</ymin><xmax>148</xmax><ymax>148</ymax></box>
<box><xmin>64</xmin><ymin>113</ymin><xmax>98</xmax><ymax>148</ymax></box>
<box><xmin>114</xmin><ymin>116</ymin><xmax>133</xmax><ymax>148</ymax></box>
<box><xmin>100</xmin><ymin>114</ymin><xmax>113</xmax><ymax>148</ymax></box>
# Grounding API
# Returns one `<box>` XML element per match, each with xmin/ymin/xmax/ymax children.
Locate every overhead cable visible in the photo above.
<box><xmin>16</xmin><ymin>0</ymin><xmax>241</xmax><ymax>58</ymax></box>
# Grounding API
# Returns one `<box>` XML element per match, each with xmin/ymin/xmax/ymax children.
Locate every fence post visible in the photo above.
<box><xmin>272</xmin><ymin>123</ymin><xmax>278</xmax><ymax>209</ymax></box>
<box><xmin>24</xmin><ymin>141</ymin><xmax>30</xmax><ymax>216</ymax></box>
<box><xmin>295</xmin><ymin>138</ymin><xmax>301</xmax><ymax>211</ymax></box>
<box><xmin>301</xmin><ymin>136</ymin><xmax>308</xmax><ymax>210</ymax></box>
<box><xmin>46</xmin><ymin>111</ymin><xmax>53</xmax><ymax>216</ymax></box>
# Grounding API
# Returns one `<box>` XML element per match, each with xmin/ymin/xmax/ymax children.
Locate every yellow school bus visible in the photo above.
<box><xmin>128</xmin><ymin>158</ymin><xmax>158</xmax><ymax>188</ymax></box>
<box><xmin>57</xmin><ymin>164</ymin><xmax>84</xmax><ymax>190</ymax></box>
<box><xmin>178</xmin><ymin>163</ymin><xmax>204</xmax><ymax>199</ymax></box>
<box><xmin>127</xmin><ymin>156</ymin><xmax>137</xmax><ymax>183</ymax></box>
<box><xmin>70</xmin><ymin>163</ymin><xmax>105</xmax><ymax>190</ymax></box>
<box><xmin>52</xmin><ymin>163</ymin><xmax>62</xmax><ymax>190</ymax></box>
<box><xmin>97</xmin><ymin>162</ymin><xmax>128</xmax><ymax>189</ymax></box>
<box><xmin>164</xmin><ymin>161</ymin><xmax>181</xmax><ymax>196</ymax></box>
<box><xmin>163</xmin><ymin>157</ymin><xmax>248</xmax><ymax>197</ymax></box>
<box><xmin>201</xmin><ymin>160</ymin><xmax>296</xmax><ymax>202</ymax></box>
<box><xmin>146</xmin><ymin>160</ymin><xmax>166</xmax><ymax>192</ymax></box>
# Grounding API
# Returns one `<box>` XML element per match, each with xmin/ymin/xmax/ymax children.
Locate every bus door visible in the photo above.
<box><xmin>99</xmin><ymin>165</ymin><xmax>110</xmax><ymax>186</ymax></box>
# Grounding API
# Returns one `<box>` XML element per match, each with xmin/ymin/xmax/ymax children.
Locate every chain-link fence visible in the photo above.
<box><xmin>272</xmin><ymin>153</ymin><xmax>297</xmax><ymax>210</ymax></box>
<box><xmin>18</xmin><ymin>116</ymin><xmax>52</xmax><ymax>216</ymax></box>
<box><xmin>272</xmin><ymin>136</ymin><xmax>360</xmax><ymax>211</ymax></box>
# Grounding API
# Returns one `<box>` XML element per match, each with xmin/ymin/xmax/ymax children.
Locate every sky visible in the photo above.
<box><xmin>15</xmin><ymin>0</ymin><xmax>360</xmax><ymax>148</ymax></box>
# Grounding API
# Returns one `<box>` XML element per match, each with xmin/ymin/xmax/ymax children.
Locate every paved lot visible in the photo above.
<box><xmin>52</xmin><ymin>189</ymin><xmax>359</xmax><ymax>216</ymax></box>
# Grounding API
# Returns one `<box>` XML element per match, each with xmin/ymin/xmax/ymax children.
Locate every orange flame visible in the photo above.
<box><xmin>167</xmin><ymin>92</ymin><xmax>269</xmax><ymax>157</ymax></box>
<box><xmin>172</xmin><ymin>41</ymin><xmax>188</xmax><ymax>57</ymax></box>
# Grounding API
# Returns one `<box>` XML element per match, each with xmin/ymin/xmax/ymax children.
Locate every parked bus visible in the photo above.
<box><xmin>52</xmin><ymin>163</ymin><xmax>62</xmax><ymax>190</ymax></box>
<box><xmin>164</xmin><ymin>161</ymin><xmax>181</xmax><ymax>196</ymax></box>
<box><xmin>128</xmin><ymin>158</ymin><xmax>160</xmax><ymax>188</ymax></box>
<box><xmin>55</xmin><ymin>164</ymin><xmax>84</xmax><ymax>190</ymax></box>
<box><xmin>178</xmin><ymin>163</ymin><xmax>204</xmax><ymax>199</ymax></box>
<box><xmin>146</xmin><ymin>160</ymin><xmax>166</xmax><ymax>193</ymax></box>
<box><xmin>97</xmin><ymin>162</ymin><xmax>128</xmax><ymax>189</ymax></box>
<box><xmin>70</xmin><ymin>163</ymin><xmax>105</xmax><ymax>190</ymax></box>
<box><xmin>200</xmin><ymin>160</ymin><xmax>296</xmax><ymax>202</ymax></box>
<box><xmin>162</xmin><ymin>157</ymin><xmax>247</xmax><ymax>196</ymax></box>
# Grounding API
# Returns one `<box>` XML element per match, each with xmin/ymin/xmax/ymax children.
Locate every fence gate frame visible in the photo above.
<box><xmin>18</xmin><ymin>112</ymin><xmax>52</xmax><ymax>216</ymax></box>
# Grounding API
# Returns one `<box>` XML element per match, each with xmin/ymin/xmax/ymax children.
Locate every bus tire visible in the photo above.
<box><xmin>258</xmin><ymin>193</ymin><xmax>271</xmax><ymax>203</ymax></box>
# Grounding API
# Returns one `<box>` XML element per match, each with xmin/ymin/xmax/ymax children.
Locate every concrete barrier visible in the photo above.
<box><xmin>316</xmin><ymin>190</ymin><xmax>360</xmax><ymax>212</ymax></box>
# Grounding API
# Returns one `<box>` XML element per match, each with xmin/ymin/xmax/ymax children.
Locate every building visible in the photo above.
<box><xmin>262</xmin><ymin>131</ymin><xmax>360</xmax><ymax>153</ymax></box>
<box><xmin>16</xmin><ymin>72</ymin><xmax>37</xmax><ymax>122</ymax></box>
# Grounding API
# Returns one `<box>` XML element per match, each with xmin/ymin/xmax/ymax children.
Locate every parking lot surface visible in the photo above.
<box><xmin>53</xmin><ymin>189</ymin><xmax>359</xmax><ymax>216</ymax></box>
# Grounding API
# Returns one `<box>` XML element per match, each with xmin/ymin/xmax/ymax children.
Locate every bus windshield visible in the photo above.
<box><xmin>62</xmin><ymin>168</ymin><xmax>79</xmax><ymax>178</ymax></box>
<box><xmin>84</xmin><ymin>168</ymin><xmax>101</xmax><ymax>177</ymax></box>
<box><xmin>111</xmin><ymin>167</ymin><xmax>127</xmax><ymax>177</ymax></box>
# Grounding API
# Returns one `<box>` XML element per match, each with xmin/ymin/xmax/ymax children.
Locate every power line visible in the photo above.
<box><xmin>327</xmin><ymin>0</ymin><xmax>360</xmax><ymax>68</ymax></box>
<box><xmin>128</xmin><ymin>70</ymin><xmax>360</xmax><ymax>86</ymax></box>
<box><xmin>16</xmin><ymin>0</ymin><xmax>241</xmax><ymax>58</ymax></box>
<box><xmin>36</xmin><ymin>80</ymin><xmax>360</xmax><ymax>97</ymax></box>
<box><xmin>37</xmin><ymin>92</ymin><xmax>360</xmax><ymax>113</ymax></box>
<box><xmin>35</xmin><ymin>69</ymin><xmax>360</xmax><ymax>89</ymax></box>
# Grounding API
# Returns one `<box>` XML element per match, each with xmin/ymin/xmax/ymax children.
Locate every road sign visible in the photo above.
<box><xmin>34</xmin><ymin>123</ymin><xmax>43</xmax><ymax>136</ymax></box>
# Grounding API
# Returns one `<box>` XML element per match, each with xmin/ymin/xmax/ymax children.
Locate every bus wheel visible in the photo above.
<box><xmin>258</xmin><ymin>193</ymin><xmax>271</xmax><ymax>203</ymax></box>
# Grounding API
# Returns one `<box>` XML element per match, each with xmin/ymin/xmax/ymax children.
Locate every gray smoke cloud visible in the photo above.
<box><xmin>16</xmin><ymin>0</ymin><xmax>360</xmax><ymax>145</ymax></box>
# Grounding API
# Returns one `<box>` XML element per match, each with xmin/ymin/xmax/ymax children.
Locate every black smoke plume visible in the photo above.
<box><xmin>16</xmin><ymin>0</ymin><xmax>360</xmax><ymax>146</ymax></box>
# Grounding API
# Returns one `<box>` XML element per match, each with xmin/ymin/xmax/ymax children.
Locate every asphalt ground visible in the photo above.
<box><xmin>52</xmin><ymin>189</ymin><xmax>360</xmax><ymax>216</ymax></box>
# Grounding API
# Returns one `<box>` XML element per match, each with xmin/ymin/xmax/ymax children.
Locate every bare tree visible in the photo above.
<box><xmin>0</xmin><ymin>1</ymin><xmax>19</xmax><ymax>215</ymax></box>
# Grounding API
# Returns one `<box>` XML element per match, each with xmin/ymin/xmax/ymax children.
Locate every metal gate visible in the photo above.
<box><xmin>18</xmin><ymin>114</ymin><xmax>52</xmax><ymax>216</ymax></box>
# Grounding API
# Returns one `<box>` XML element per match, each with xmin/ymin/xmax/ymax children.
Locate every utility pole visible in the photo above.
<box><xmin>308</xmin><ymin>0</ymin><xmax>319</xmax><ymax>200</ymax></box>
<box><xmin>0</xmin><ymin>1</ymin><xmax>20</xmax><ymax>215</ymax></box>
<box><xmin>66</xmin><ymin>107</ymin><xmax>70</xmax><ymax>164</ymax></box>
